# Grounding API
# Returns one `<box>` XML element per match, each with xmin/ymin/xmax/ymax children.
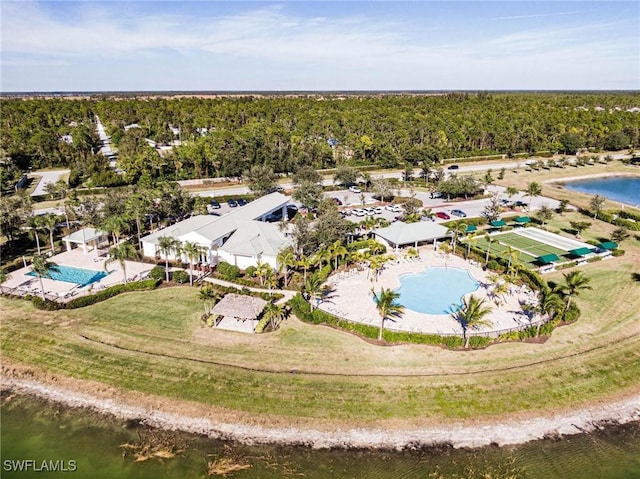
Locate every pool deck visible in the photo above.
<box><xmin>319</xmin><ymin>247</ymin><xmax>541</xmax><ymax>337</ymax></box>
<box><xmin>2</xmin><ymin>248</ymin><xmax>154</xmax><ymax>302</ymax></box>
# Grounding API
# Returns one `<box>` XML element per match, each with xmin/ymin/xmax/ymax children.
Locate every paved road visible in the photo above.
<box><xmin>190</xmin><ymin>153</ymin><xmax>630</xmax><ymax>199</ymax></box>
<box><xmin>95</xmin><ymin>116</ymin><xmax>117</xmax><ymax>167</ymax></box>
<box><xmin>30</xmin><ymin>170</ymin><xmax>70</xmax><ymax>197</ymax></box>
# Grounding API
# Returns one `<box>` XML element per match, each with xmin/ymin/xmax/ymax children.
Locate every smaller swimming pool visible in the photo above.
<box><xmin>28</xmin><ymin>265</ymin><xmax>109</xmax><ymax>287</ymax></box>
<box><xmin>395</xmin><ymin>267</ymin><xmax>479</xmax><ymax>315</ymax></box>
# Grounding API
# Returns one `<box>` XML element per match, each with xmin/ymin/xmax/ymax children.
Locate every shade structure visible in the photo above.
<box><xmin>211</xmin><ymin>293</ymin><xmax>267</xmax><ymax>321</ymax></box>
<box><xmin>514</xmin><ymin>216</ymin><xmax>531</xmax><ymax>224</ymax></box>
<box><xmin>568</xmin><ymin>247</ymin><xmax>592</xmax><ymax>257</ymax></box>
<box><xmin>465</xmin><ymin>224</ymin><xmax>477</xmax><ymax>232</ymax></box>
<box><xmin>536</xmin><ymin>253</ymin><xmax>560</xmax><ymax>264</ymax></box>
<box><xmin>598</xmin><ymin>241</ymin><xmax>618</xmax><ymax>251</ymax></box>
<box><xmin>490</xmin><ymin>220</ymin><xmax>507</xmax><ymax>227</ymax></box>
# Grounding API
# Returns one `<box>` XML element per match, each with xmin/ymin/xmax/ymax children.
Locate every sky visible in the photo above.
<box><xmin>1</xmin><ymin>1</ymin><xmax>638</xmax><ymax>92</ymax></box>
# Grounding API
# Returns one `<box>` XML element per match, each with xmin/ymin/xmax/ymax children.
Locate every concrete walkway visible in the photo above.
<box><xmin>202</xmin><ymin>276</ymin><xmax>296</xmax><ymax>304</ymax></box>
<box><xmin>318</xmin><ymin>247</ymin><xmax>541</xmax><ymax>337</ymax></box>
<box><xmin>30</xmin><ymin>170</ymin><xmax>70</xmax><ymax>197</ymax></box>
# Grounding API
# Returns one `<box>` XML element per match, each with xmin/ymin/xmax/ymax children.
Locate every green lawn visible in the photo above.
<box><xmin>3</xmin><ymin>254</ymin><xmax>640</xmax><ymax>426</ymax></box>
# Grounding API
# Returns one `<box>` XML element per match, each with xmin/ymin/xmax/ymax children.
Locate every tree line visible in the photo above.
<box><xmin>2</xmin><ymin>93</ymin><xmax>639</xmax><ymax>189</ymax></box>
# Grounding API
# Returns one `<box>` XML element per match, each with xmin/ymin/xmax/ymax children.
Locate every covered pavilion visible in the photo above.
<box><xmin>61</xmin><ymin>228</ymin><xmax>109</xmax><ymax>254</ymax></box>
<box><xmin>211</xmin><ymin>293</ymin><xmax>267</xmax><ymax>334</ymax></box>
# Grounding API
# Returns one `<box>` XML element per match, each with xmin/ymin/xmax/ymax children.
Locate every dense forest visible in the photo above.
<box><xmin>1</xmin><ymin>92</ymin><xmax>639</xmax><ymax>188</ymax></box>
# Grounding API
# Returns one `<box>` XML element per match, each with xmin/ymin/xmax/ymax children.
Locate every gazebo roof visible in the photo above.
<box><xmin>62</xmin><ymin>227</ymin><xmax>106</xmax><ymax>244</ymax></box>
<box><xmin>568</xmin><ymin>247</ymin><xmax>592</xmax><ymax>257</ymax></box>
<box><xmin>465</xmin><ymin>224</ymin><xmax>477</xmax><ymax>232</ymax></box>
<box><xmin>490</xmin><ymin>220</ymin><xmax>507</xmax><ymax>227</ymax></box>
<box><xmin>514</xmin><ymin>216</ymin><xmax>531</xmax><ymax>223</ymax></box>
<box><xmin>211</xmin><ymin>293</ymin><xmax>267</xmax><ymax>321</ymax></box>
<box><xmin>536</xmin><ymin>253</ymin><xmax>560</xmax><ymax>264</ymax></box>
<box><xmin>598</xmin><ymin>241</ymin><xmax>618</xmax><ymax>250</ymax></box>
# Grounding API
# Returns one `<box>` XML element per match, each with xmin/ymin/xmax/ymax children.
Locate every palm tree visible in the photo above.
<box><xmin>535</xmin><ymin>288</ymin><xmax>564</xmax><ymax>336</ymax></box>
<box><xmin>505</xmin><ymin>186</ymin><xmax>518</xmax><ymax>203</ymax></box>
<box><xmin>302</xmin><ymin>274</ymin><xmax>325</xmax><ymax>310</ymax></box>
<box><xmin>367</xmin><ymin>255</ymin><xmax>387</xmax><ymax>282</ymax></box>
<box><xmin>40</xmin><ymin>213</ymin><xmax>57</xmax><ymax>254</ymax></box>
<box><xmin>157</xmin><ymin>236</ymin><xmax>179</xmax><ymax>282</ymax></box>
<box><xmin>484</xmin><ymin>234</ymin><xmax>493</xmax><ymax>266</ymax></box>
<box><xmin>26</xmin><ymin>216</ymin><xmax>43</xmax><ymax>254</ymax></box>
<box><xmin>298</xmin><ymin>255</ymin><xmax>313</xmax><ymax>285</ymax></box>
<box><xmin>500</xmin><ymin>245</ymin><xmax>520</xmax><ymax>274</ymax></box>
<box><xmin>30</xmin><ymin>254</ymin><xmax>59</xmax><ymax>300</ymax></box>
<box><xmin>103</xmin><ymin>215</ymin><xmax>129</xmax><ymax>246</ymax></box>
<box><xmin>525</xmin><ymin>182</ymin><xmax>542</xmax><ymax>212</ymax></box>
<box><xmin>262</xmin><ymin>301</ymin><xmax>288</xmax><ymax>330</ymax></box>
<box><xmin>452</xmin><ymin>295</ymin><xmax>493</xmax><ymax>348</ymax></box>
<box><xmin>328</xmin><ymin>240</ymin><xmax>348</xmax><ymax>271</ymax></box>
<box><xmin>198</xmin><ymin>284</ymin><xmax>219</xmax><ymax>316</ymax></box>
<box><xmin>371</xmin><ymin>287</ymin><xmax>405</xmax><ymax>341</ymax></box>
<box><xmin>560</xmin><ymin>270</ymin><xmax>592</xmax><ymax>313</ymax></box>
<box><xmin>104</xmin><ymin>242</ymin><xmax>138</xmax><ymax>284</ymax></box>
<box><xmin>254</xmin><ymin>260</ymin><xmax>271</xmax><ymax>286</ymax></box>
<box><xmin>182</xmin><ymin>241</ymin><xmax>204</xmax><ymax>286</ymax></box>
<box><xmin>277</xmin><ymin>248</ymin><xmax>297</xmax><ymax>287</ymax></box>
<box><xmin>446</xmin><ymin>221</ymin><xmax>467</xmax><ymax>253</ymax></box>
<box><xmin>465</xmin><ymin>232</ymin><xmax>477</xmax><ymax>261</ymax></box>
<box><xmin>264</xmin><ymin>268</ymin><xmax>278</xmax><ymax>291</ymax></box>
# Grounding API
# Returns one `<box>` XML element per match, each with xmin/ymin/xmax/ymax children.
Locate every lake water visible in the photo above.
<box><xmin>3</xmin><ymin>394</ymin><xmax>640</xmax><ymax>479</ymax></box>
<box><xmin>562</xmin><ymin>176</ymin><xmax>640</xmax><ymax>207</ymax></box>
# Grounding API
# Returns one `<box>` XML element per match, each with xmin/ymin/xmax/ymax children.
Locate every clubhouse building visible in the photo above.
<box><xmin>140</xmin><ymin>192</ymin><xmax>291</xmax><ymax>269</ymax></box>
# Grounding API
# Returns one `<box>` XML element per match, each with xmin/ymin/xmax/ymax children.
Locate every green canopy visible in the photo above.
<box><xmin>568</xmin><ymin>247</ymin><xmax>592</xmax><ymax>257</ymax></box>
<box><xmin>598</xmin><ymin>241</ymin><xmax>618</xmax><ymax>250</ymax></box>
<box><xmin>515</xmin><ymin>216</ymin><xmax>531</xmax><ymax>224</ymax></box>
<box><xmin>490</xmin><ymin>220</ymin><xmax>507</xmax><ymax>227</ymax></box>
<box><xmin>536</xmin><ymin>253</ymin><xmax>559</xmax><ymax>264</ymax></box>
<box><xmin>465</xmin><ymin>224</ymin><xmax>477</xmax><ymax>232</ymax></box>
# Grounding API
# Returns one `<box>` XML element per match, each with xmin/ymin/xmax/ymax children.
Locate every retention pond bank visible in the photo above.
<box><xmin>3</xmin><ymin>376</ymin><xmax>639</xmax><ymax>450</ymax></box>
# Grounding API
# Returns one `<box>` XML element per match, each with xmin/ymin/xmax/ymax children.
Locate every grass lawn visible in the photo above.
<box><xmin>3</xmin><ymin>238</ymin><xmax>640</xmax><ymax>425</ymax></box>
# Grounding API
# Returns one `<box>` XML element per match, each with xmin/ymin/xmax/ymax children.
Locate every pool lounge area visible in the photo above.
<box><xmin>2</xmin><ymin>248</ymin><xmax>153</xmax><ymax>301</ymax></box>
<box><xmin>320</xmin><ymin>248</ymin><xmax>541</xmax><ymax>337</ymax></box>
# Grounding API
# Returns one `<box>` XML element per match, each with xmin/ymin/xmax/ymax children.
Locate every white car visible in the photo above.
<box><xmin>385</xmin><ymin>204</ymin><xmax>396</xmax><ymax>211</ymax></box>
<box><xmin>352</xmin><ymin>209</ymin><xmax>366</xmax><ymax>217</ymax></box>
<box><xmin>365</xmin><ymin>208</ymin><xmax>376</xmax><ymax>216</ymax></box>
<box><xmin>391</xmin><ymin>205</ymin><xmax>403</xmax><ymax>213</ymax></box>
<box><xmin>373</xmin><ymin>207</ymin><xmax>383</xmax><ymax>214</ymax></box>
<box><xmin>349</xmin><ymin>185</ymin><xmax>362</xmax><ymax>193</ymax></box>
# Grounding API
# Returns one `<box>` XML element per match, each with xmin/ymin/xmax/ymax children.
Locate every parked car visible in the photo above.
<box><xmin>349</xmin><ymin>185</ymin><xmax>362</xmax><ymax>193</ymax></box>
<box><xmin>447</xmin><ymin>164</ymin><xmax>459</xmax><ymax>170</ymax></box>
<box><xmin>373</xmin><ymin>207</ymin><xmax>383</xmax><ymax>214</ymax></box>
<box><xmin>210</xmin><ymin>199</ymin><xmax>221</xmax><ymax>209</ymax></box>
<box><xmin>390</xmin><ymin>205</ymin><xmax>403</xmax><ymax>213</ymax></box>
<box><xmin>237</xmin><ymin>198</ymin><xmax>247</xmax><ymax>206</ymax></box>
<box><xmin>353</xmin><ymin>209</ymin><xmax>366</xmax><ymax>217</ymax></box>
<box><xmin>365</xmin><ymin>208</ymin><xmax>376</xmax><ymax>216</ymax></box>
<box><xmin>436</xmin><ymin>212</ymin><xmax>451</xmax><ymax>220</ymax></box>
<box><xmin>429</xmin><ymin>192</ymin><xmax>442</xmax><ymax>199</ymax></box>
<box><xmin>385</xmin><ymin>204</ymin><xmax>396</xmax><ymax>211</ymax></box>
<box><xmin>451</xmin><ymin>209</ymin><xmax>467</xmax><ymax>218</ymax></box>
<box><xmin>332</xmin><ymin>197</ymin><xmax>343</xmax><ymax>206</ymax></box>
<box><xmin>227</xmin><ymin>198</ymin><xmax>238</xmax><ymax>207</ymax></box>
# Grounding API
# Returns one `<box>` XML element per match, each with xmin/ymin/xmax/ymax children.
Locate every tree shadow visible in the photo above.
<box><xmin>631</xmin><ymin>273</ymin><xmax>640</xmax><ymax>282</ymax></box>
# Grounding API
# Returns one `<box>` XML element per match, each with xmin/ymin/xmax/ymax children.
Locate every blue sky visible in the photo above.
<box><xmin>1</xmin><ymin>1</ymin><xmax>638</xmax><ymax>91</ymax></box>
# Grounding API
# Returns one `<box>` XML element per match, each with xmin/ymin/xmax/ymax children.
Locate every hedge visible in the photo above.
<box><xmin>217</xmin><ymin>261</ymin><xmax>241</xmax><ymax>280</ymax></box>
<box><xmin>172</xmin><ymin>270</ymin><xmax>189</xmax><ymax>284</ymax></box>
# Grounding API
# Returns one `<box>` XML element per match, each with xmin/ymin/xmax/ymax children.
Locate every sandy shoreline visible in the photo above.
<box><xmin>544</xmin><ymin>171</ymin><xmax>640</xmax><ymax>185</ymax></box>
<box><xmin>3</xmin><ymin>374</ymin><xmax>639</xmax><ymax>450</ymax></box>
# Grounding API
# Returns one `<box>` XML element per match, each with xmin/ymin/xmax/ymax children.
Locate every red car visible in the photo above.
<box><xmin>436</xmin><ymin>212</ymin><xmax>451</xmax><ymax>220</ymax></box>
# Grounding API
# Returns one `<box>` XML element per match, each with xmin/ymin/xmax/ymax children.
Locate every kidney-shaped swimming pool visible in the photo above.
<box><xmin>395</xmin><ymin>267</ymin><xmax>480</xmax><ymax>315</ymax></box>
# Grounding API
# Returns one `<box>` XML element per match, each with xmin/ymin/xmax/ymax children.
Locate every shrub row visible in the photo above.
<box><xmin>207</xmin><ymin>283</ymin><xmax>283</xmax><ymax>302</ymax></box>
<box><xmin>216</xmin><ymin>261</ymin><xmax>241</xmax><ymax>280</ymax></box>
<box><xmin>30</xmin><ymin>279</ymin><xmax>161</xmax><ymax>310</ymax></box>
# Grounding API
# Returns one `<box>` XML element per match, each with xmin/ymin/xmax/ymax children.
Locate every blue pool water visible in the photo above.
<box><xmin>562</xmin><ymin>176</ymin><xmax>640</xmax><ymax>207</ymax></box>
<box><xmin>28</xmin><ymin>265</ymin><xmax>109</xmax><ymax>287</ymax></box>
<box><xmin>395</xmin><ymin>267</ymin><xmax>480</xmax><ymax>315</ymax></box>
